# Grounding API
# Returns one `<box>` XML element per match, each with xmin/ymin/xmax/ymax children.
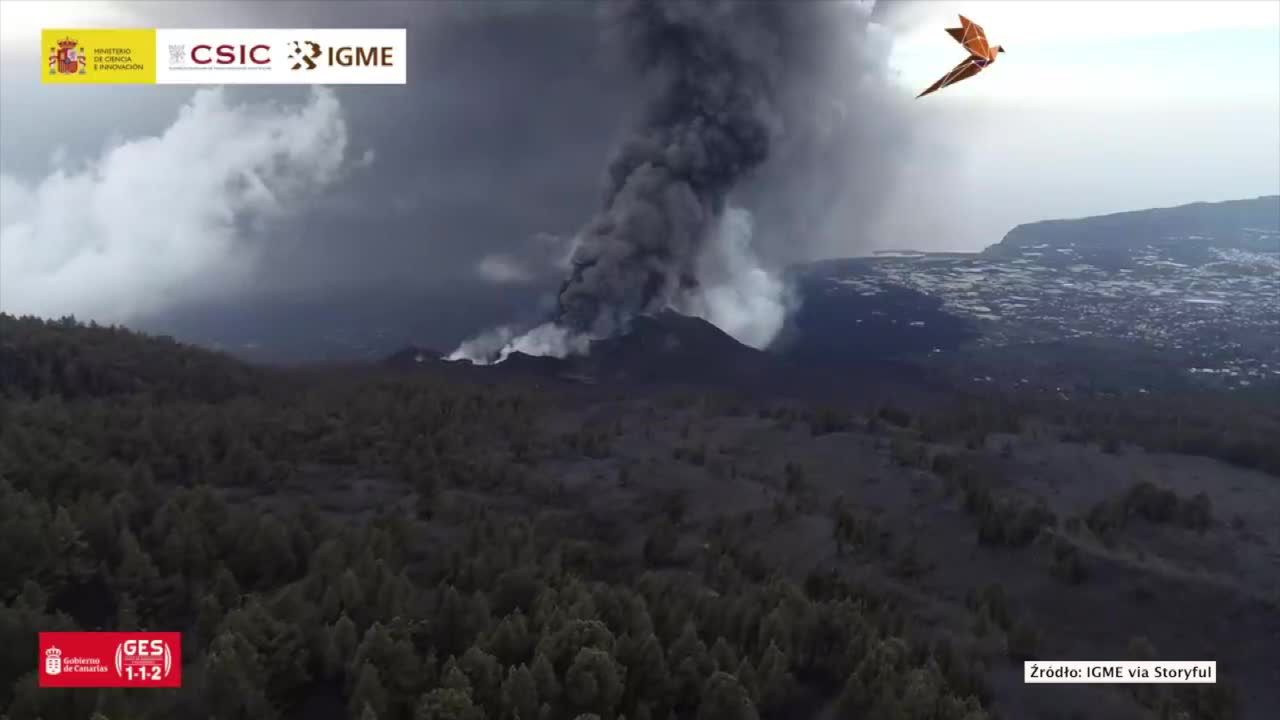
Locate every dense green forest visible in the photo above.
<box><xmin>911</xmin><ymin>384</ymin><xmax>1280</xmax><ymax>478</ymax></box>
<box><xmin>0</xmin><ymin>315</ymin><xmax>999</xmax><ymax>720</ymax></box>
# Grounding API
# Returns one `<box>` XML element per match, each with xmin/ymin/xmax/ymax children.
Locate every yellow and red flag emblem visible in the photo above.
<box><xmin>42</xmin><ymin>29</ymin><xmax>157</xmax><ymax>84</ymax></box>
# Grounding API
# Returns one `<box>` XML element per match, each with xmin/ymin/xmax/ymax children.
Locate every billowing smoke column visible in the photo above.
<box><xmin>556</xmin><ymin>0</ymin><xmax>784</xmax><ymax>337</ymax></box>
<box><xmin>451</xmin><ymin>0</ymin><xmax>893</xmax><ymax>364</ymax></box>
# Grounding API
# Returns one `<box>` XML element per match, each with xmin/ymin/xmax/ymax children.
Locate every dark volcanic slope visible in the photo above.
<box><xmin>775</xmin><ymin>267</ymin><xmax>980</xmax><ymax>365</ymax></box>
<box><xmin>488</xmin><ymin>310</ymin><xmax>783</xmax><ymax>388</ymax></box>
<box><xmin>482</xmin><ymin>310</ymin><xmax>943</xmax><ymax>408</ymax></box>
<box><xmin>579</xmin><ymin>311</ymin><xmax>778</xmax><ymax>383</ymax></box>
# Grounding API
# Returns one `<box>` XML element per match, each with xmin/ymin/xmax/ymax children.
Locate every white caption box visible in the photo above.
<box><xmin>1025</xmin><ymin>661</ymin><xmax>1216</xmax><ymax>684</ymax></box>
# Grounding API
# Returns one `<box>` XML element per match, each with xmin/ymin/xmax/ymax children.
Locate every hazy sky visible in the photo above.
<box><xmin>878</xmin><ymin>0</ymin><xmax>1280</xmax><ymax>250</ymax></box>
<box><xmin>0</xmin><ymin>0</ymin><xmax>1277</xmax><ymax>350</ymax></box>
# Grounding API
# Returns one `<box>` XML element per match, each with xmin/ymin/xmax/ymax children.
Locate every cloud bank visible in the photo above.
<box><xmin>0</xmin><ymin>87</ymin><xmax>349</xmax><ymax>323</ymax></box>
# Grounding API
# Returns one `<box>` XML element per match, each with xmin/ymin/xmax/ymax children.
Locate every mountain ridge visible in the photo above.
<box><xmin>985</xmin><ymin>194</ymin><xmax>1279</xmax><ymax>256</ymax></box>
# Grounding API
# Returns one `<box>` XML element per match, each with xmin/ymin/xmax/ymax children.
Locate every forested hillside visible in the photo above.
<box><xmin>0</xmin><ymin>314</ymin><xmax>996</xmax><ymax>720</ymax></box>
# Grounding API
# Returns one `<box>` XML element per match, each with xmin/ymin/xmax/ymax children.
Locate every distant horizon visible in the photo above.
<box><xmin>835</xmin><ymin>193</ymin><xmax>1280</xmax><ymax>260</ymax></box>
<box><xmin>1</xmin><ymin>192</ymin><xmax>1274</xmax><ymax>327</ymax></box>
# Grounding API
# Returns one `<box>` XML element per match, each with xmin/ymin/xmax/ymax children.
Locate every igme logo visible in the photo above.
<box><xmin>328</xmin><ymin>44</ymin><xmax>396</xmax><ymax>67</ymax></box>
<box><xmin>289</xmin><ymin>40</ymin><xmax>321</xmax><ymax>70</ymax></box>
<box><xmin>288</xmin><ymin>39</ymin><xmax>395</xmax><ymax>70</ymax></box>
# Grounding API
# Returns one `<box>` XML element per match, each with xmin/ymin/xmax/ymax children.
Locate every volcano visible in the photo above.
<box><xmin>488</xmin><ymin>310</ymin><xmax>783</xmax><ymax>388</ymax></box>
<box><xmin>578</xmin><ymin>310</ymin><xmax>779</xmax><ymax>384</ymax></box>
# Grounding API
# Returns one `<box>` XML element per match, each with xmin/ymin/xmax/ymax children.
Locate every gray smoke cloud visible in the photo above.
<box><xmin>453</xmin><ymin>0</ymin><xmax>903</xmax><ymax>363</ymax></box>
<box><xmin>557</xmin><ymin>0</ymin><xmax>792</xmax><ymax>337</ymax></box>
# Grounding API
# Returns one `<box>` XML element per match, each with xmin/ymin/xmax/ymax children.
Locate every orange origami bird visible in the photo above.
<box><xmin>917</xmin><ymin>15</ymin><xmax>1005</xmax><ymax>99</ymax></box>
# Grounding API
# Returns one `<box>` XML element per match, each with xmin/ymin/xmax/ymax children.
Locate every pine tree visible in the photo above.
<box><xmin>116</xmin><ymin>593</ymin><xmax>141</xmax><ymax>631</ymax></box>
<box><xmin>734</xmin><ymin>658</ymin><xmax>759</xmax><ymax>704</ymax></box>
<box><xmin>351</xmin><ymin>622</ymin><xmax>395</xmax><ymax>686</ymax></box>
<box><xmin>204</xmin><ymin>631</ymin><xmax>275</xmax><ymax>720</ymax></box>
<box><xmin>325</xmin><ymin>613</ymin><xmax>359</xmax><ymax>680</ymax></box>
<box><xmin>709</xmin><ymin>637</ymin><xmax>738</xmax><ymax>673</ymax></box>
<box><xmin>755</xmin><ymin>642</ymin><xmax>791</xmax><ymax>714</ymax></box>
<box><xmin>667</xmin><ymin>623</ymin><xmax>711</xmax><ymax>710</ymax></box>
<box><xmin>900</xmin><ymin>667</ymin><xmax>942</xmax><ymax>719</ymax></box>
<box><xmin>49</xmin><ymin>504</ymin><xmax>91</xmax><ymax>586</ymax></box>
<box><xmin>531</xmin><ymin>651</ymin><xmax>561</xmax><ymax>707</ymax></box>
<box><xmin>488</xmin><ymin>610</ymin><xmax>534</xmax><ymax>666</ymax></box>
<box><xmin>414</xmin><ymin>688</ymin><xmax>484</xmax><ymax>720</ymax></box>
<box><xmin>620</xmin><ymin>632</ymin><xmax>669</xmax><ymax>709</ymax></box>
<box><xmin>115</xmin><ymin>528</ymin><xmax>160</xmax><ymax>601</ymax></box>
<box><xmin>349</xmin><ymin>662</ymin><xmax>388</xmax><ymax>720</ymax></box>
<box><xmin>339</xmin><ymin>568</ymin><xmax>366</xmax><ymax>617</ymax></box>
<box><xmin>212</xmin><ymin>564</ymin><xmax>242</xmax><ymax>610</ymax></box>
<box><xmin>564</xmin><ymin>647</ymin><xmax>624</xmax><ymax>717</ymax></box>
<box><xmin>697</xmin><ymin>672</ymin><xmax>759</xmax><ymax>720</ymax></box>
<box><xmin>441</xmin><ymin>657</ymin><xmax>472</xmax><ymax>694</ymax></box>
<box><xmin>502</xmin><ymin>664</ymin><xmax>540</xmax><ymax>720</ymax></box>
<box><xmin>16</xmin><ymin>580</ymin><xmax>46</xmax><ymax>613</ymax></box>
<box><xmin>253</xmin><ymin>516</ymin><xmax>298</xmax><ymax>586</ymax></box>
<box><xmin>459</xmin><ymin>646</ymin><xmax>503</xmax><ymax>716</ymax></box>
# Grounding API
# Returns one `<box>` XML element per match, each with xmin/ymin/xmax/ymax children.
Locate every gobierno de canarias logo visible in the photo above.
<box><xmin>39</xmin><ymin>632</ymin><xmax>182</xmax><ymax>688</ymax></box>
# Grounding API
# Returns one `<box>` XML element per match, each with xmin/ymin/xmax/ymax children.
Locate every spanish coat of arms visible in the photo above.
<box><xmin>49</xmin><ymin>37</ymin><xmax>88</xmax><ymax>75</ymax></box>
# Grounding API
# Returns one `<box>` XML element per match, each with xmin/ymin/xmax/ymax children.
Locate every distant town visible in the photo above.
<box><xmin>824</xmin><ymin>224</ymin><xmax>1278</xmax><ymax>391</ymax></box>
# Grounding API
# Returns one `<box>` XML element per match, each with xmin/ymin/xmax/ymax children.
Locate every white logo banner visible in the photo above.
<box><xmin>156</xmin><ymin>29</ymin><xmax>406</xmax><ymax>85</ymax></box>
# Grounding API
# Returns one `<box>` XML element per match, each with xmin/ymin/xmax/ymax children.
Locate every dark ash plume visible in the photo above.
<box><xmin>555</xmin><ymin>0</ymin><xmax>794</xmax><ymax>337</ymax></box>
<box><xmin>450</xmin><ymin>0</ymin><xmax>905</xmax><ymax>364</ymax></box>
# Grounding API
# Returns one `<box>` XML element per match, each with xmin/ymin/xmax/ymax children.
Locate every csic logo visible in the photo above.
<box><xmin>191</xmin><ymin>43</ymin><xmax>270</xmax><ymax>66</ymax></box>
<box><xmin>288</xmin><ymin>39</ymin><xmax>396</xmax><ymax>70</ymax></box>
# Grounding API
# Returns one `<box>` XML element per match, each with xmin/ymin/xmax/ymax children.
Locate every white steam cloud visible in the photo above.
<box><xmin>675</xmin><ymin>207</ymin><xmax>793</xmax><ymax>350</ymax></box>
<box><xmin>0</xmin><ymin>87</ymin><xmax>348</xmax><ymax>323</ymax></box>
<box><xmin>446</xmin><ymin>320</ymin><xmax>591</xmax><ymax>364</ymax></box>
<box><xmin>475</xmin><ymin>253</ymin><xmax>535</xmax><ymax>285</ymax></box>
<box><xmin>474</xmin><ymin>232</ymin><xmax>580</xmax><ymax>287</ymax></box>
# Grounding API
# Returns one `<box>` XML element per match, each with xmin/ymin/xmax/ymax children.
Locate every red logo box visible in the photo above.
<box><xmin>39</xmin><ymin>632</ymin><xmax>182</xmax><ymax>688</ymax></box>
